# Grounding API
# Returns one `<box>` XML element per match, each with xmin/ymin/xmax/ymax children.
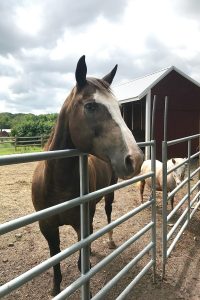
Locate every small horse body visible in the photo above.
<box><xmin>32</xmin><ymin>56</ymin><xmax>143</xmax><ymax>295</ymax></box>
<box><xmin>139</xmin><ymin>158</ymin><xmax>186</xmax><ymax>209</ymax></box>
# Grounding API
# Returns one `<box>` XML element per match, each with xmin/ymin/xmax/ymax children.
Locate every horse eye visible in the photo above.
<box><xmin>84</xmin><ymin>102</ymin><xmax>98</xmax><ymax>112</ymax></box>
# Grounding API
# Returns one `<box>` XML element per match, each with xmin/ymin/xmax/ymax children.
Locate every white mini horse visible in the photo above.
<box><xmin>139</xmin><ymin>158</ymin><xmax>187</xmax><ymax>209</ymax></box>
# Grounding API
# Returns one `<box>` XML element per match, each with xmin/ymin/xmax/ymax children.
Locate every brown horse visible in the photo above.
<box><xmin>32</xmin><ymin>55</ymin><xmax>143</xmax><ymax>296</ymax></box>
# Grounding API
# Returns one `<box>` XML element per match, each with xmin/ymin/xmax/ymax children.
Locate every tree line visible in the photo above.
<box><xmin>0</xmin><ymin>112</ymin><xmax>58</xmax><ymax>137</ymax></box>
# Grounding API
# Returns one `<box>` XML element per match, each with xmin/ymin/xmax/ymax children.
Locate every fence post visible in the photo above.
<box><xmin>15</xmin><ymin>135</ymin><xmax>18</xmax><ymax>151</ymax></box>
<box><xmin>151</xmin><ymin>140</ymin><xmax>156</xmax><ymax>283</ymax></box>
<box><xmin>79</xmin><ymin>154</ymin><xmax>90</xmax><ymax>300</ymax></box>
<box><xmin>199</xmin><ymin>120</ymin><xmax>200</xmax><ymax>200</ymax></box>
<box><xmin>162</xmin><ymin>96</ymin><xmax>168</xmax><ymax>279</ymax></box>
<box><xmin>162</xmin><ymin>140</ymin><xmax>168</xmax><ymax>279</ymax></box>
<box><xmin>187</xmin><ymin>140</ymin><xmax>191</xmax><ymax>220</ymax></box>
<box><xmin>41</xmin><ymin>135</ymin><xmax>44</xmax><ymax>148</ymax></box>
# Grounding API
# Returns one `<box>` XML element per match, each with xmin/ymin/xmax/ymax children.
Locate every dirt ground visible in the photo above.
<box><xmin>0</xmin><ymin>161</ymin><xmax>200</xmax><ymax>300</ymax></box>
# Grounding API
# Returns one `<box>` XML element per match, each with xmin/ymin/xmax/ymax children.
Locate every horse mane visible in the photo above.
<box><xmin>44</xmin><ymin>128</ymin><xmax>55</xmax><ymax>150</ymax></box>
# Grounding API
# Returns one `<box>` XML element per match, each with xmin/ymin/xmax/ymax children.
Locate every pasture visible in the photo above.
<box><xmin>0</xmin><ymin>161</ymin><xmax>200</xmax><ymax>299</ymax></box>
<box><xmin>0</xmin><ymin>146</ymin><xmax>42</xmax><ymax>156</ymax></box>
<box><xmin>0</xmin><ymin>135</ymin><xmax>46</xmax><ymax>155</ymax></box>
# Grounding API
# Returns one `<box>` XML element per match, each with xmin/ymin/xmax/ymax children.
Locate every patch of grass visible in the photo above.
<box><xmin>0</xmin><ymin>146</ymin><xmax>42</xmax><ymax>156</ymax></box>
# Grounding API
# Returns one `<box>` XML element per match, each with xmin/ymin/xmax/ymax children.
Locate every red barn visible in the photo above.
<box><xmin>114</xmin><ymin>66</ymin><xmax>200</xmax><ymax>160</ymax></box>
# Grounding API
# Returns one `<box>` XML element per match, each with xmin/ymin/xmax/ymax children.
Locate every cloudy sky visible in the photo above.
<box><xmin>0</xmin><ymin>0</ymin><xmax>200</xmax><ymax>114</ymax></box>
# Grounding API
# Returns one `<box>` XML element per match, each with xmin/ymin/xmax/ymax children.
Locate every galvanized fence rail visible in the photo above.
<box><xmin>0</xmin><ymin>141</ymin><xmax>156</xmax><ymax>299</ymax></box>
<box><xmin>162</xmin><ymin>133</ymin><xmax>200</xmax><ymax>277</ymax></box>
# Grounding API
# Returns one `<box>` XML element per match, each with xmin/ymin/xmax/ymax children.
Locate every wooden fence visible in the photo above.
<box><xmin>0</xmin><ymin>135</ymin><xmax>49</xmax><ymax>150</ymax></box>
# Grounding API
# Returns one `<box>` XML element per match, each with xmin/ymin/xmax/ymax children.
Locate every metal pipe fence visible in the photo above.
<box><xmin>162</xmin><ymin>133</ymin><xmax>200</xmax><ymax>278</ymax></box>
<box><xmin>0</xmin><ymin>141</ymin><xmax>156</xmax><ymax>299</ymax></box>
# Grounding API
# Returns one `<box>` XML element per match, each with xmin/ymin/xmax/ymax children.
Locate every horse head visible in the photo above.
<box><xmin>171</xmin><ymin>158</ymin><xmax>187</xmax><ymax>185</ymax></box>
<box><xmin>67</xmin><ymin>55</ymin><xmax>144</xmax><ymax>179</ymax></box>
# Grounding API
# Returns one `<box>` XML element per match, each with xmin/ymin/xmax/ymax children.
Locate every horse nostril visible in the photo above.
<box><xmin>125</xmin><ymin>155</ymin><xmax>134</xmax><ymax>173</ymax></box>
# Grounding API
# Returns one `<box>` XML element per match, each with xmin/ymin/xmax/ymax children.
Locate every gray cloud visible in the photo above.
<box><xmin>0</xmin><ymin>1</ymin><xmax>39</xmax><ymax>55</ymax></box>
<box><xmin>41</xmin><ymin>0</ymin><xmax>127</xmax><ymax>30</ymax></box>
<box><xmin>0</xmin><ymin>0</ymin><xmax>127</xmax><ymax>56</ymax></box>
<box><xmin>0</xmin><ymin>0</ymin><xmax>128</xmax><ymax>113</ymax></box>
<box><xmin>0</xmin><ymin>63</ymin><xmax>18</xmax><ymax>77</ymax></box>
<box><xmin>5</xmin><ymin>87</ymin><xmax>65</xmax><ymax>114</ymax></box>
<box><xmin>10</xmin><ymin>71</ymin><xmax>71</xmax><ymax>94</ymax></box>
<box><xmin>173</xmin><ymin>0</ymin><xmax>200</xmax><ymax>18</ymax></box>
<box><xmin>0</xmin><ymin>0</ymin><xmax>200</xmax><ymax>114</ymax></box>
<box><xmin>20</xmin><ymin>53</ymin><xmax>76</xmax><ymax>74</ymax></box>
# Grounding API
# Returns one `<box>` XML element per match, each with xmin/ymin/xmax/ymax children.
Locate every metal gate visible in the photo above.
<box><xmin>162</xmin><ymin>133</ymin><xmax>200</xmax><ymax>277</ymax></box>
<box><xmin>0</xmin><ymin>141</ymin><xmax>156</xmax><ymax>299</ymax></box>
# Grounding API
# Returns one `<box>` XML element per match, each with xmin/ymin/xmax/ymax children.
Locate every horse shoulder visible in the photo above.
<box><xmin>32</xmin><ymin>161</ymin><xmax>46</xmax><ymax>211</ymax></box>
<box><xmin>89</xmin><ymin>155</ymin><xmax>113</xmax><ymax>191</ymax></box>
<box><xmin>88</xmin><ymin>156</ymin><xmax>97</xmax><ymax>192</ymax></box>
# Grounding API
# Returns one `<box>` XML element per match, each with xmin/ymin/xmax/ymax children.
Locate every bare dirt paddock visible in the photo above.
<box><xmin>0</xmin><ymin>162</ymin><xmax>200</xmax><ymax>300</ymax></box>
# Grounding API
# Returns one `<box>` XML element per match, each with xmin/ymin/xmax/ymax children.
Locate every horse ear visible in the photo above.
<box><xmin>102</xmin><ymin>64</ymin><xmax>118</xmax><ymax>85</ymax></box>
<box><xmin>75</xmin><ymin>55</ymin><xmax>87</xmax><ymax>88</ymax></box>
<box><xmin>172</xmin><ymin>158</ymin><xmax>176</xmax><ymax>164</ymax></box>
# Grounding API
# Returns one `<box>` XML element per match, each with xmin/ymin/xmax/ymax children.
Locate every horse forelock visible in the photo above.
<box><xmin>86</xmin><ymin>77</ymin><xmax>112</xmax><ymax>93</ymax></box>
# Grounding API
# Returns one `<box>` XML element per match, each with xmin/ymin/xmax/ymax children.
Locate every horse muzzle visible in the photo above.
<box><xmin>111</xmin><ymin>150</ymin><xmax>144</xmax><ymax>179</ymax></box>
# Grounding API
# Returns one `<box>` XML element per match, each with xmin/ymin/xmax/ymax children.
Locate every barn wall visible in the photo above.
<box><xmin>122</xmin><ymin>98</ymin><xmax>146</xmax><ymax>143</ymax></box>
<box><xmin>151</xmin><ymin>70</ymin><xmax>200</xmax><ymax>159</ymax></box>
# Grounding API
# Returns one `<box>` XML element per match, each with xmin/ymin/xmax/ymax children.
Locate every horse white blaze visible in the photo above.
<box><xmin>94</xmin><ymin>90</ymin><xmax>136</xmax><ymax>148</ymax></box>
<box><xmin>94</xmin><ymin>90</ymin><xmax>143</xmax><ymax>177</ymax></box>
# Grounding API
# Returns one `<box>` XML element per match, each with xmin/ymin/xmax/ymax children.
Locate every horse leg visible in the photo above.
<box><xmin>105</xmin><ymin>192</ymin><xmax>116</xmax><ymax>249</ymax></box>
<box><xmin>171</xmin><ymin>196</ymin><xmax>174</xmax><ymax>210</ymax></box>
<box><xmin>139</xmin><ymin>180</ymin><xmax>145</xmax><ymax>203</ymax></box>
<box><xmin>76</xmin><ymin>222</ymin><xmax>93</xmax><ymax>298</ymax></box>
<box><xmin>76</xmin><ymin>228</ymin><xmax>82</xmax><ymax>271</ymax></box>
<box><xmin>76</xmin><ymin>208</ymin><xmax>95</xmax><ymax>271</ymax></box>
<box><xmin>39</xmin><ymin>221</ymin><xmax>62</xmax><ymax>296</ymax></box>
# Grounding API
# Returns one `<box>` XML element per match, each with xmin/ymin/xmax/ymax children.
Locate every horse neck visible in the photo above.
<box><xmin>45</xmin><ymin>99</ymin><xmax>80</xmax><ymax>188</ymax></box>
<box><xmin>49</xmin><ymin>118</ymin><xmax>73</xmax><ymax>150</ymax></box>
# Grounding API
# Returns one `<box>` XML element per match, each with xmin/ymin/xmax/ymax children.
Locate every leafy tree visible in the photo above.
<box><xmin>0</xmin><ymin>113</ymin><xmax>13</xmax><ymax>130</ymax></box>
<box><xmin>0</xmin><ymin>112</ymin><xmax>58</xmax><ymax>137</ymax></box>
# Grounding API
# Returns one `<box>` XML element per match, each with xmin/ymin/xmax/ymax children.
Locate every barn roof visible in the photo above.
<box><xmin>113</xmin><ymin>66</ymin><xmax>200</xmax><ymax>104</ymax></box>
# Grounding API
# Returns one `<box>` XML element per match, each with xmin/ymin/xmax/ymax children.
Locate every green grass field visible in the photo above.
<box><xmin>0</xmin><ymin>144</ymin><xmax>42</xmax><ymax>155</ymax></box>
